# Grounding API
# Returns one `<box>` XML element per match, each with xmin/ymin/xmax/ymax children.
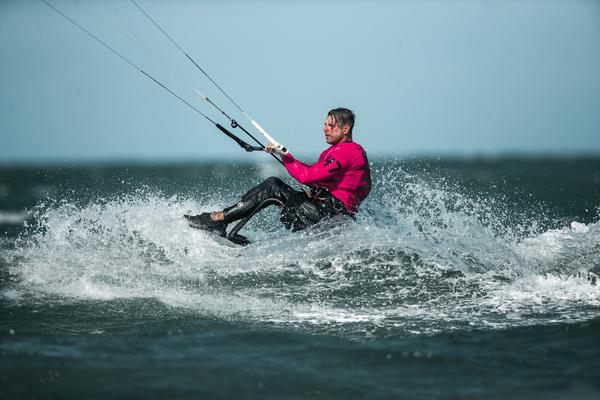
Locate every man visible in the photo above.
<box><xmin>184</xmin><ymin>107</ymin><xmax>371</xmax><ymax>240</ymax></box>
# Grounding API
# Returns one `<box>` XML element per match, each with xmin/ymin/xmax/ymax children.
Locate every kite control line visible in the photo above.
<box><xmin>40</xmin><ymin>0</ymin><xmax>271</xmax><ymax>158</ymax></box>
<box><xmin>130</xmin><ymin>0</ymin><xmax>289</xmax><ymax>156</ymax></box>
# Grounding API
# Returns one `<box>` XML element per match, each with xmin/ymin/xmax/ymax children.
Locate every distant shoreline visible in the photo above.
<box><xmin>2</xmin><ymin>153</ymin><xmax>600</xmax><ymax>168</ymax></box>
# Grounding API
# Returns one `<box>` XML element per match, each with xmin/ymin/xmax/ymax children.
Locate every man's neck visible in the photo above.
<box><xmin>330</xmin><ymin>136</ymin><xmax>353</xmax><ymax>147</ymax></box>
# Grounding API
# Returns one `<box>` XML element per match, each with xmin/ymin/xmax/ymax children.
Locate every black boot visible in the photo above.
<box><xmin>184</xmin><ymin>213</ymin><xmax>227</xmax><ymax>237</ymax></box>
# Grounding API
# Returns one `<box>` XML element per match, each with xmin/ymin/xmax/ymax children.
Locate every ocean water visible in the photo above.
<box><xmin>1</xmin><ymin>158</ymin><xmax>599</xmax><ymax>399</ymax></box>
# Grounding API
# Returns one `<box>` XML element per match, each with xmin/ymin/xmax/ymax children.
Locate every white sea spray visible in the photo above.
<box><xmin>3</xmin><ymin>167</ymin><xmax>600</xmax><ymax>337</ymax></box>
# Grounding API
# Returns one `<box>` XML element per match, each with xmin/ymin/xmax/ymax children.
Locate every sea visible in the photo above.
<box><xmin>1</xmin><ymin>157</ymin><xmax>599</xmax><ymax>399</ymax></box>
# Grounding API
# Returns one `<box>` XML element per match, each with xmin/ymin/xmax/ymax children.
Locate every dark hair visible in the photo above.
<box><xmin>328</xmin><ymin>108</ymin><xmax>355</xmax><ymax>135</ymax></box>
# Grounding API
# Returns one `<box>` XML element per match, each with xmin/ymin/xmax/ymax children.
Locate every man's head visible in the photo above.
<box><xmin>324</xmin><ymin>108</ymin><xmax>355</xmax><ymax>145</ymax></box>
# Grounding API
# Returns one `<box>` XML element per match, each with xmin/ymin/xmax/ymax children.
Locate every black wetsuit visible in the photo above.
<box><xmin>222</xmin><ymin>176</ymin><xmax>349</xmax><ymax>232</ymax></box>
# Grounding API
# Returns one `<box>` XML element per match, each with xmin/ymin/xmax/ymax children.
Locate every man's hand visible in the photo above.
<box><xmin>264</xmin><ymin>143</ymin><xmax>287</xmax><ymax>155</ymax></box>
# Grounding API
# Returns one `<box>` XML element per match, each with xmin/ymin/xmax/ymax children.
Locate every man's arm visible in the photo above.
<box><xmin>281</xmin><ymin>150</ymin><xmax>348</xmax><ymax>186</ymax></box>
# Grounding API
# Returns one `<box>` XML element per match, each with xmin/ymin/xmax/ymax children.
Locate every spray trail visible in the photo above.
<box><xmin>3</xmin><ymin>165</ymin><xmax>599</xmax><ymax>338</ymax></box>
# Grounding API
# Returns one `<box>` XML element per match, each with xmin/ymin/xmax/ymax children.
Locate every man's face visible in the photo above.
<box><xmin>323</xmin><ymin>115</ymin><xmax>348</xmax><ymax>145</ymax></box>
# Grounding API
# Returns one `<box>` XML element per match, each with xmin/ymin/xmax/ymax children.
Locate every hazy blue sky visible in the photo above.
<box><xmin>1</xmin><ymin>0</ymin><xmax>599</xmax><ymax>163</ymax></box>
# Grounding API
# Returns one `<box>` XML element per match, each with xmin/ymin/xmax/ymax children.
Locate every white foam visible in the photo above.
<box><xmin>481</xmin><ymin>273</ymin><xmax>600</xmax><ymax>312</ymax></box>
<box><xmin>516</xmin><ymin>220</ymin><xmax>600</xmax><ymax>273</ymax></box>
<box><xmin>3</xmin><ymin>173</ymin><xmax>600</xmax><ymax>336</ymax></box>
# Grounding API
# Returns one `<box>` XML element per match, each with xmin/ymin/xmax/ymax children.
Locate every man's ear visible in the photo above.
<box><xmin>342</xmin><ymin>124</ymin><xmax>350</xmax><ymax>135</ymax></box>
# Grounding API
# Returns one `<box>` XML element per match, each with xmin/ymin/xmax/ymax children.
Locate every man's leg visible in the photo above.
<box><xmin>221</xmin><ymin>176</ymin><xmax>298</xmax><ymax>223</ymax></box>
<box><xmin>185</xmin><ymin>177</ymin><xmax>299</xmax><ymax>234</ymax></box>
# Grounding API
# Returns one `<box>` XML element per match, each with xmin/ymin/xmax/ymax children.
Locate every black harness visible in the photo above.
<box><xmin>280</xmin><ymin>186</ymin><xmax>352</xmax><ymax>232</ymax></box>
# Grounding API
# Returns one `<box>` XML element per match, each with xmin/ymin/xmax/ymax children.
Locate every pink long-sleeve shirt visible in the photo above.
<box><xmin>282</xmin><ymin>141</ymin><xmax>372</xmax><ymax>213</ymax></box>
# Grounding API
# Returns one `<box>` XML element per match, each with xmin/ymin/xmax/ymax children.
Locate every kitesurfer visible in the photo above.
<box><xmin>43</xmin><ymin>0</ymin><xmax>369</xmax><ymax>240</ymax></box>
<box><xmin>184</xmin><ymin>108</ymin><xmax>371</xmax><ymax>236</ymax></box>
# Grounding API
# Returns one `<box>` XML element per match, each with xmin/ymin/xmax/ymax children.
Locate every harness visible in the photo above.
<box><xmin>280</xmin><ymin>186</ymin><xmax>352</xmax><ymax>232</ymax></box>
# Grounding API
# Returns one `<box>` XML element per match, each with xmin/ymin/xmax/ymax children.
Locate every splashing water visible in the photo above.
<box><xmin>3</xmin><ymin>165</ymin><xmax>599</xmax><ymax>338</ymax></box>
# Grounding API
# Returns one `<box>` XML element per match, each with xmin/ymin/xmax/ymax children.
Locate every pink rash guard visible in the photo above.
<box><xmin>281</xmin><ymin>141</ymin><xmax>372</xmax><ymax>213</ymax></box>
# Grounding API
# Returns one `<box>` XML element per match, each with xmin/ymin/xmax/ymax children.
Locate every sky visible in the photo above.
<box><xmin>1</xmin><ymin>0</ymin><xmax>599</xmax><ymax>163</ymax></box>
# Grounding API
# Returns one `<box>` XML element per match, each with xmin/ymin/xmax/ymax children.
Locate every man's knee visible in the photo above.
<box><xmin>263</xmin><ymin>176</ymin><xmax>285</xmax><ymax>189</ymax></box>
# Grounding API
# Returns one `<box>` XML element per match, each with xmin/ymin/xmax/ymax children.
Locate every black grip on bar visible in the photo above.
<box><xmin>216</xmin><ymin>123</ymin><xmax>262</xmax><ymax>152</ymax></box>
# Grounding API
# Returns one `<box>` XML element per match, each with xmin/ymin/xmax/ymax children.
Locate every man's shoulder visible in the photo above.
<box><xmin>340</xmin><ymin>141</ymin><xmax>368</xmax><ymax>158</ymax></box>
<box><xmin>330</xmin><ymin>142</ymin><xmax>369</xmax><ymax>170</ymax></box>
<box><xmin>332</xmin><ymin>141</ymin><xmax>366</xmax><ymax>151</ymax></box>
<box><xmin>320</xmin><ymin>141</ymin><xmax>367</xmax><ymax>161</ymax></box>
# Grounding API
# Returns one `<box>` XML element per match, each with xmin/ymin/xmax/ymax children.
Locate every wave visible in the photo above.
<box><xmin>2</xmin><ymin>168</ymin><xmax>599</xmax><ymax>337</ymax></box>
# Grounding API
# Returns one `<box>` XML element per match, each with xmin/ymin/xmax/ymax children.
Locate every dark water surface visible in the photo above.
<box><xmin>1</xmin><ymin>158</ymin><xmax>599</xmax><ymax>399</ymax></box>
